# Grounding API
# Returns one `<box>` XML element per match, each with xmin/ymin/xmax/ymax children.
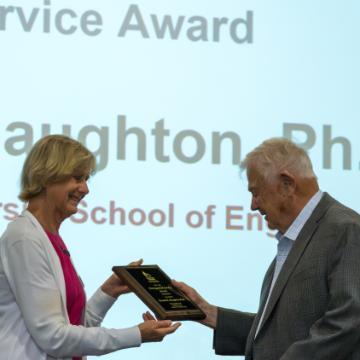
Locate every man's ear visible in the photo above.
<box><xmin>279</xmin><ymin>170</ymin><xmax>296</xmax><ymax>194</ymax></box>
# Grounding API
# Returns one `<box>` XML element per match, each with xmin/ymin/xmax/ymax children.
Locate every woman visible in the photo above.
<box><xmin>0</xmin><ymin>135</ymin><xmax>180</xmax><ymax>359</ymax></box>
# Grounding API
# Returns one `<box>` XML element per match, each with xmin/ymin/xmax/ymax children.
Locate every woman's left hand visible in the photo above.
<box><xmin>101</xmin><ymin>259</ymin><xmax>143</xmax><ymax>299</ymax></box>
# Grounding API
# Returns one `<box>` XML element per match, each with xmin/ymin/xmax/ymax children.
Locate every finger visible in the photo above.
<box><xmin>155</xmin><ymin>320</ymin><xmax>172</xmax><ymax>328</ymax></box>
<box><xmin>158</xmin><ymin>322</ymin><xmax>182</xmax><ymax>336</ymax></box>
<box><xmin>169</xmin><ymin>322</ymin><xmax>182</xmax><ymax>331</ymax></box>
<box><xmin>129</xmin><ymin>258</ymin><xmax>143</xmax><ymax>267</ymax></box>
<box><xmin>172</xmin><ymin>279</ymin><xmax>190</xmax><ymax>291</ymax></box>
<box><xmin>145</xmin><ymin>311</ymin><xmax>156</xmax><ymax>320</ymax></box>
<box><xmin>142</xmin><ymin>311</ymin><xmax>155</xmax><ymax>321</ymax></box>
<box><xmin>172</xmin><ymin>280</ymin><xmax>194</xmax><ymax>297</ymax></box>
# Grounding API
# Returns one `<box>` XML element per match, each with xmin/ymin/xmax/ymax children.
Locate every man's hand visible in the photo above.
<box><xmin>172</xmin><ymin>280</ymin><xmax>218</xmax><ymax>329</ymax></box>
<box><xmin>139</xmin><ymin>313</ymin><xmax>181</xmax><ymax>343</ymax></box>
<box><xmin>101</xmin><ymin>259</ymin><xmax>143</xmax><ymax>299</ymax></box>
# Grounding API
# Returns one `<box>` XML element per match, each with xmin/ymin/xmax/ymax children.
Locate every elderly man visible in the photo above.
<box><xmin>175</xmin><ymin>138</ymin><xmax>360</xmax><ymax>359</ymax></box>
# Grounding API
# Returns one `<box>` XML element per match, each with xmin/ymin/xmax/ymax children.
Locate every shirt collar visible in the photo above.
<box><xmin>276</xmin><ymin>190</ymin><xmax>323</xmax><ymax>242</ymax></box>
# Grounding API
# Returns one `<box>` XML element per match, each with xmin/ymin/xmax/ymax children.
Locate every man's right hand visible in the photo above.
<box><xmin>172</xmin><ymin>280</ymin><xmax>218</xmax><ymax>329</ymax></box>
<box><xmin>138</xmin><ymin>318</ymin><xmax>181</xmax><ymax>343</ymax></box>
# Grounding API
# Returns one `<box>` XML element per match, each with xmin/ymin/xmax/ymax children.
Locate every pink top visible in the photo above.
<box><xmin>46</xmin><ymin>231</ymin><xmax>86</xmax><ymax>360</ymax></box>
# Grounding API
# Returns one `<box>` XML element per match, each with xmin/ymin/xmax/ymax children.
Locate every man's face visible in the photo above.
<box><xmin>247</xmin><ymin>166</ymin><xmax>291</xmax><ymax>233</ymax></box>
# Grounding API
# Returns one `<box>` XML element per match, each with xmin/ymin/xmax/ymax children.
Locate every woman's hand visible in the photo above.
<box><xmin>138</xmin><ymin>312</ymin><xmax>181</xmax><ymax>343</ymax></box>
<box><xmin>101</xmin><ymin>259</ymin><xmax>143</xmax><ymax>299</ymax></box>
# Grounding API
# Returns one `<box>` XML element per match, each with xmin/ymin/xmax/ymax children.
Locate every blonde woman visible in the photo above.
<box><xmin>0</xmin><ymin>135</ymin><xmax>180</xmax><ymax>360</ymax></box>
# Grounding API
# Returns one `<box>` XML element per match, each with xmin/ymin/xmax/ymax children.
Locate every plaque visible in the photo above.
<box><xmin>112</xmin><ymin>265</ymin><xmax>206</xmax><ymax>321</ymax></box>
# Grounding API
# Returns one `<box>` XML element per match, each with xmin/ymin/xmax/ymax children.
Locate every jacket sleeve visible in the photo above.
<box><xmin>213</xmin><ymin>307</ymin><xmax>255</xmax><ymax>355</ymax></box>
<box><xmin>85</xmin><ymin>287</ymin><xmax>118</xmax><ymax>327</ymax></box>
<box><xmin>1</xmin><ymin>235</ymin><xmax>141</xmax><ymax>358</ymax></box>
<box><xmin>280</xmin><ymin>223</ymin><xmax>360</xmax><ymax>360</ymax></box>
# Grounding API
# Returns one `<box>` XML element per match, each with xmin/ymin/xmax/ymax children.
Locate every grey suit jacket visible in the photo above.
<box><xmin>213</xmin><ymin>193</ymin><xmax>360</xmax><ymax>359</ymax></box>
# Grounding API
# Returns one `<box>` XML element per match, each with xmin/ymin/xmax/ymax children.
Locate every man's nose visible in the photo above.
<box><xmin>251</xmin><ymin>197</ymin><xmax>258</xmax><ymax>211</ymax></box>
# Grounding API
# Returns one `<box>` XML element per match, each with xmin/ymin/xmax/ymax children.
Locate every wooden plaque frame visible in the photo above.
<box><xmin>112</xmin><ymin>265</ymin><xmax>206</xmax><ymax>321</ymax></box>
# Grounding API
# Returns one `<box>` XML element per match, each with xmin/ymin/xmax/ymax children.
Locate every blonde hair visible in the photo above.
<box><xmin>240</xmin><ymin>138</ymin><xmax>316</xmax><ymax>181</ymax></box>
<box><xmin>19</xmin><ymin>135</ymin><xmax>95</xmax><ymax>201</ymax></box>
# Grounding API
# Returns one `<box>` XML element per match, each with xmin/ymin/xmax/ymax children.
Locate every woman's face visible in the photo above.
<box><xmin>45</xmin><ymin>175</ymin><xmax>89</xmax><ymax>220</ymax></box>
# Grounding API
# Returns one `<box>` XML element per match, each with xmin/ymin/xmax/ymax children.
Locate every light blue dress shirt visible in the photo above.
<box><xmin>254</xmin><ymin>190</ymin><xmax>323</xmax><ymax>338</ymax></box>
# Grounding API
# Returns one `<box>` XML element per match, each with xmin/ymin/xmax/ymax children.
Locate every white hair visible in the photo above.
<box><xmin>240</xmin><ymin>138</ymin><xmax>316</xmax><ymax>181</ymax></box>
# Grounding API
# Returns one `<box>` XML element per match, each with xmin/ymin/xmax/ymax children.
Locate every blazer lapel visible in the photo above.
<box><xmin>253</xmin><ymin>193</ymin><xmax>334</xmax><ymax>338</ymax></box>
<box><xmin>245</xmin><ymin>260</ymin><xmax>276</xmax><ymax>357</ymax></box>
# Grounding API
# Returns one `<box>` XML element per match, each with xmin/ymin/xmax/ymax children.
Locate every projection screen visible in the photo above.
<box><xmin>1</xmin><ymin>0</ymin><xmax>360</xmax><ymax>359</ymax></box>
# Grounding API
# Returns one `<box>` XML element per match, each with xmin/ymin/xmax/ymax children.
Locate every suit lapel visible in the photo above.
<box><xmin>252</xmin><ymin>193</ymin><xmax>334</xmax><ymax>338</ymax></box>
<box><xmin>245</xmin><ymin>260</ymin><xmax>276</xmax><ymax>356</ymax></box>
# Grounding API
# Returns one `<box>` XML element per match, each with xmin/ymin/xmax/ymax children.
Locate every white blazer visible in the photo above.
<box><xmin>0</xmin><ymin>210</ymin><xmax>141</xmax><ymax>360</ymax></box>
